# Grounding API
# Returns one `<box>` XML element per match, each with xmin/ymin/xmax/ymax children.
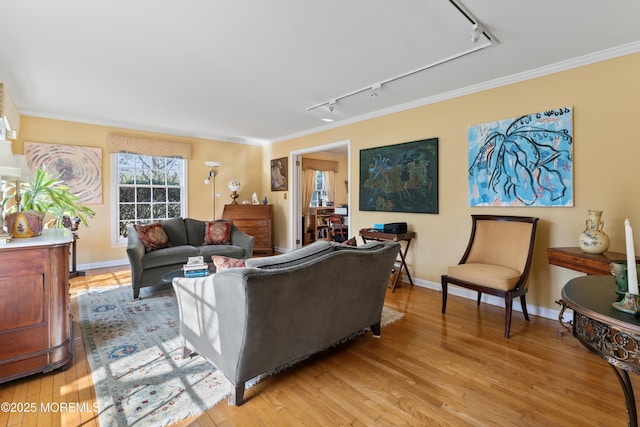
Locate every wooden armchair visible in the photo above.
<box><xmin>441</xmin><ymin>215</ymin><xmax>539</xmax><ymax>338</ymax></box>
<box><xmin>328</xmin><ymin>214</ymin><xmax>348</xmax><ymax>243</ymax></box>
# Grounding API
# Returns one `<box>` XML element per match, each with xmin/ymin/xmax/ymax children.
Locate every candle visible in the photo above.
<box><xmin>625</xmin><ymin>219</ymin><xmax>639</xmax><ymax>295</ymax></box>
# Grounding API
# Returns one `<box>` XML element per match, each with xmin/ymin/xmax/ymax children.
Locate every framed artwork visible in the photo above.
<box><xmin>270</xmin><ymin>157</ymin><xmax>288</xmax><ymax>191</ymax></box>
<box><xmin>468</xmin><ymin>106</ymin><xmax>573</xmax><ymax>207</ymax></box>
<box><xmin>359</xmin><ymin>138</ymin><xmax>438</xmax><ymax>213</ymax></box>
<box><xmin>24</xmin><ymin>142</ymin><xmax>103</xmax><ymax>204</ymax></box>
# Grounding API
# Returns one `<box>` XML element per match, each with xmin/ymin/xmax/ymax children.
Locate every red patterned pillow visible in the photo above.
<box><xmin>212</xmin><ymin>255</ymin><xmax>246</xmax><ymax>271</ymax></box>
<box><xmin>204</xmin><ymin>220</ymin><xmax>233</xmax><ymax>245</ymax></box>
<box><xmin>134</xmin><ymin>222</ymin><xmax>172</xmax><ymax>253</ymax></box>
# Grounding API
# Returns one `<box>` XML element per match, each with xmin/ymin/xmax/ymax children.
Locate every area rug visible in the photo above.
<box><xmin>78</xmin><ymin>284</ymin><xmax>404</xmax><ymax>427</ymax></box>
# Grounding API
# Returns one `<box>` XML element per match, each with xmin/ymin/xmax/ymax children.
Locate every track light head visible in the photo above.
<box><xmin>470</xmin><ymin>23</ymin><xmax>482</xmax><ymax>43</ymax></box>
<box><xmin>371</xmin><ymin>83</ymin><xmax>381</xmax><ymax>97</ymax></box>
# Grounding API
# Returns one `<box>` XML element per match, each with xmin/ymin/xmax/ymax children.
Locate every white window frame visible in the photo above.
<box><xmin>110</xmin><ymin>153</ymin><xmax>189</xmax><ymax>245</ymax></box>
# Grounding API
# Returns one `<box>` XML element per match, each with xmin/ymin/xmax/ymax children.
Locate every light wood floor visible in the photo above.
<box><xmin>1</xmin><ymin>265</ymin><xmax>636</xmax><ymax>426</ymax></box>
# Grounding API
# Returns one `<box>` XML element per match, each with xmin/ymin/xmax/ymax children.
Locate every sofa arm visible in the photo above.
<box><xmin>126</xmin><ymin>224</ymin><xmax>146</xmax><ymax>296</ymax></box>
<box><xmin>172</xmin><ymin>272</ymin><xmax>249</xmax><ymax>383</ymax></box>
<box><xmin>230</xmin><ymin>225</ymin><xmax>255</xmax><ymax>258</ymax></box>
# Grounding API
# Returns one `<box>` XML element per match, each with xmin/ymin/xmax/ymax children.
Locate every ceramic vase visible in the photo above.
<box><xmin>578</xmin><ymin>209</ymin><xmax>610</xmax><ymax>254</ymax></box>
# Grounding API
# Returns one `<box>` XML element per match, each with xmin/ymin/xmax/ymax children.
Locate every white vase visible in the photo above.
<box><xmin>578</xmin><ymin>209</ymin><xmax>610</xmax><ymax>254</ymax></box>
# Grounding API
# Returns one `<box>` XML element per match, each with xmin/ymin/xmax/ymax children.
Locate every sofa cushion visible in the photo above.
<box><xmin>184</xmin><ymin>218</ymin><xmax>206</xmax><ymax>246</ymax></box>
<box><xmin>134</xmin><ymin>222</ymin><xmax>172</xmax><ymax>253</ymax></box>
<box><xmin>245</xmin><ymin>240</ymin><xmax>335</xmax><ymax>269</ymax></box>
<box><xmin>212</xmin><ymin>255</ymin><xmax>246</xmax><ymax>271</ymax></box>
<box><xmin>204</xmin><ymin>220</ymin><xmax>233</xmax><ymax>245</ymax></box>
<box><xmin>197</xmin><ymin>244</ymin><xmax>246</xmax><ymax>260</ymax></box>
<box><xmin>447</xmin><ymin>263</ymin><xmax>522</xmax><ymax>291</ymax></box>
<box><xmin>162</xmin><ymin>217</ymin><xmax>188</xmax><ymax>246</ymax></box>
<box><xmin>141</xmin><ymin>245</ymin><xmax>199</xmax><ymax>269</ymax></box>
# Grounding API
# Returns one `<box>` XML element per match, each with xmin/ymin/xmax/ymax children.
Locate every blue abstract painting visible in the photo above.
<box><xmin>468</xmin><ymin>107</ymin><xmax>573</xmax><ymax>207</ymax></box>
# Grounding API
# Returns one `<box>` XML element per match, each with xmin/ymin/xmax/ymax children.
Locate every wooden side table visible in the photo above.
<box><xmin>547</xmin><ymin>247</ymin><xmax>639</xmax><ymax>276</ymax></box>
<box><xmin>560</xmin><ymin>276</ymin><xmax>640</xmax><ymax>426</ymax></box>
<box><xmin>359</xmin><ymin>229</ymin><xmax>415</xmax><ymax>292</ymax></box>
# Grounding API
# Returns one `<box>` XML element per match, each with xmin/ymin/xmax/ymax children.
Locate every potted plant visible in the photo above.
<box><xmin>3</xmin><ymin>168</ymin><xmax>95</xmax><ymax>237</ymax></box>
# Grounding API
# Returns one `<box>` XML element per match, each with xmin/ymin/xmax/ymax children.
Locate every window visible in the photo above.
<box><xmin>114</xmin><ymin>152</ymin><xmax>186</xmax><ymax>242</ymax></box>
<box><xmin>310</xmin><ymin>171</ymin><xmax>328</xmax><ymax>207</ymax></box>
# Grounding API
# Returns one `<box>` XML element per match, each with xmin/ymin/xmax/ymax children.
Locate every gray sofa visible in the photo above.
<box><xmin>126</xmin><ymin>217</ymin><xmax>254</xmax><ymax>299</ymax></box>
<box><xmin>172</xmin><ymin>239</ymin><xmax>401</xmax><ymax>405</ymax></box>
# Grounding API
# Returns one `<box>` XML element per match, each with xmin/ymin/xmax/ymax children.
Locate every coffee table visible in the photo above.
<box><xmin>161</xmin><ymin>263</ymin><xmax>216</xmax><ymax>283</ymax></box>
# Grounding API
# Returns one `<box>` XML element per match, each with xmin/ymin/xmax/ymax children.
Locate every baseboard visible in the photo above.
<box><xmin>77</xmin><ymin>258</ymin><xmax>129</xmax><ymax>272</ymax></box>
<box><xmin>410</xmin><ymin>277</ymin><xmax>569</xmax><ymax>323</ymax></box>
<box><xmin>95</xmin><ymin>254</ymin><xmax>569</xmax><ymax>324</ymax></box>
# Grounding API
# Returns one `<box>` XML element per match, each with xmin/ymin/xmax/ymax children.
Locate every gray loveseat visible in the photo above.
<box><xmin>172</xmin><ymin>239</ymin><xmax>401</xmax><ymax>405</ymax></box>
<box><xmin>126</xmin><ymin>217</ymin><xmax>254</xmax><ymax>299</ymax></box>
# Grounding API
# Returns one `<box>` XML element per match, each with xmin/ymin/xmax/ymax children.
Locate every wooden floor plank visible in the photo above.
<box><xmin>1</xmin><ymin>265</ymin><xmax>638</xmax><ymax>426</ymax></box>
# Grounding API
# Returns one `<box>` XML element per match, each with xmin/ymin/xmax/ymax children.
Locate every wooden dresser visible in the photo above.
<box><xmin>222</xmin><ymin>204</ymin><xmax>273</xmax><ymax>254</ymax></box>
<box><xmin>0</xmin><ymin>229</ymin><xmax>74</xmax><ymax>384</ymax></box>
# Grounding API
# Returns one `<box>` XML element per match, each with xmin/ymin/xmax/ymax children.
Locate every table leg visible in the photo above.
<box><xmin>611</xmin><ymin>364</ymin><xmax>638</xmax><ymax>427</ymax></box>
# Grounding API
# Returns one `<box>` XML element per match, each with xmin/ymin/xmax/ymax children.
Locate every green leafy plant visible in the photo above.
<box><xmin>6</xmin><ymin>168</ymin><xmax>95</xmax><ymax>228</ymax></box>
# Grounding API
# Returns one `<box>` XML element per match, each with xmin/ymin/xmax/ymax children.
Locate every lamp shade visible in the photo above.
<box><xmin>228</xmin><ymin>179</ymin><xmax>241</xmax><ymax>192</ymax></box>
<box><xmin>0</xmin><ymin>83</ymin><xmax>20</xmax><ymax>139</ymax></box>
<box><xmin>13</xmin><ymin>155</ymin><xmax>33</xmax><ymax>182</ymax></box>
<box><xmin>0</xmin><ymin>140</ymin><xmax>21</xmax><ymax>179</ymax></box>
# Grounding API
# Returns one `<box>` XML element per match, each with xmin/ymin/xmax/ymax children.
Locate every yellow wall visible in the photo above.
<box><xmin>11</xmin><ymin>52</ymin><xmax>640</xmax><ymax>313</ymax></box>
<box><xmin>11</xmin><ymin>117</ymin><xmax>264</xmax><ymax>267</ymax></box>
<box><xmin>263</xmin><ymin>52</ymin><xmax>640</xmax><ymax>312</ymax></box>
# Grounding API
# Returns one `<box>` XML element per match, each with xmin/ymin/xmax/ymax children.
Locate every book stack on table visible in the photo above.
<box><xmin>183</xmin><ymin>257</ymin><xmax>210</xmax><ymax>277</ymax></box>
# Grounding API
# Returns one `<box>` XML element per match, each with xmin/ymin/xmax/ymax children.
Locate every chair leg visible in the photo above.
<box><xmin>476</xmin><ymin>292</ymin><xmax>482</xmax><ymax>306</ymax></box>
<box><xmin>441</xmin><ymin>276</ymin><xmax>448</xmax><ymax>313</ymax></box>
<box><xmin>520</xmin><ymin>294</ymin><xmax>530</xmax><ymax>321</ymax></box>
<box><xmin>504</xmin><ymin>295</ymin><xmax>513</xmax><ymax>338</ymax></box>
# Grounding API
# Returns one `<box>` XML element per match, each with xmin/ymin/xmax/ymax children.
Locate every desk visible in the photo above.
<box><xmin>547</xmin><ymin>247</ymin><xmax>635</xmax><ymax>275</ymax></box>
<box><xmin>560</xmin><ymin>276</ymin><xmax>640</xmax><ymax>426</ymax></box>
<box><xmin>359</xmin><ymin>229</ymin><xmax>415</xmax><ymax>292</ymax></box>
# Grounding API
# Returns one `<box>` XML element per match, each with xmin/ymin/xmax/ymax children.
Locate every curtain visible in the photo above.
<box><xmin>302</xmin><ymin>169</ymin><xmax>316</xmax><ymax>227</ymax></box>
<box><xmin>324</xmin><ymin>170</ymin><xmax>335</xmax><ymax>205</ymax></box>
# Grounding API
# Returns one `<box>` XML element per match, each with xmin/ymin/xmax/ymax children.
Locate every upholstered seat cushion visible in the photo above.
<box><xmin>142</xmin><ymin>245</ymin><xmax>199</xmax><ymax>269</ymax></box>
<box><xmin>447</xmin><ymin>263</ymin><xmax>522</xmax><ymax>291</ymax></box>
<box><xmin>198</xmin><ymin>244</ymin><xmax>245</xmax><ymax>260</ymax></box>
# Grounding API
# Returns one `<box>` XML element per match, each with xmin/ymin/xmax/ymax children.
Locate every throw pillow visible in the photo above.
<box><xmin>134</xmin><ymin>222</ymin><xmax>172</xmax><ymax>253</ymax></box>
<box><xmin>212</xmin><ymin>255</ymin><xmax>246</xmax><ymax>271</ymax></box>
<box><xmin>343</xmin><ymin>236</ymin><xmax>357</xmax><ymax>246</ymax></box>
<box><xmin>204</xmin><ymin>220</ymin><xmax>233</xmax><ymax>245</ymax></box>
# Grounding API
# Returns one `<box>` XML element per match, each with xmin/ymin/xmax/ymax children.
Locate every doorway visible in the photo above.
<box><xmin>289</xmin><ymin>139</ymin><xmax>351</xmax><ymax>250</ymax></box>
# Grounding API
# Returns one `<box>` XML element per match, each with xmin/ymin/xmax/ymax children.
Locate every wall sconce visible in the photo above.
<box><xmin>204</xmin><ymin>161</ymin><xmax>221</xmax><ymax>220</ymax></box>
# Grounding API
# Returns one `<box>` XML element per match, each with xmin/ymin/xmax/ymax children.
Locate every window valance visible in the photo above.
<box><xmin>302</xmin><ymin>158</ymin><xmax>338</xmax><ymax>172</ymax></box>
<box><xmin>107</xmin><ymin>133</ymin><xmax>192</xmax><ymax>159</ymax></box>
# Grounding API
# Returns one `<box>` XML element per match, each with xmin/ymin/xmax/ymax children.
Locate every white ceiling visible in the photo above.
<box><xmin>1</xmin><ymin>1</ymin><xmax>639</xmax><ymax>145</ymax></box>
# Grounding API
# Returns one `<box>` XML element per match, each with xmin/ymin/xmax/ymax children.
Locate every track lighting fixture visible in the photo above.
<box><xmin>306</xmin><ymin>0</ymin><xmax>494</xmax><ymax>115</ymax></box>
